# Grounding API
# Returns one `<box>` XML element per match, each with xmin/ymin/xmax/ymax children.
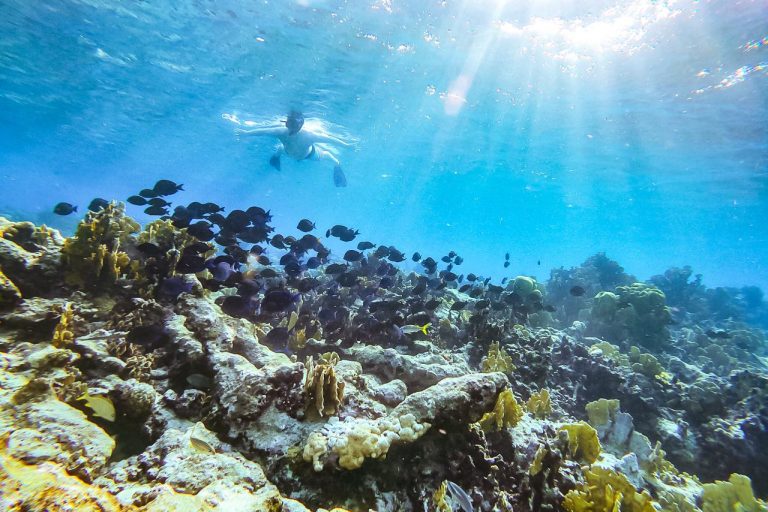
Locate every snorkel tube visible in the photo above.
<box><xmin>285</xmin><ymin>111</ymin><xmax>304</xmax><ymax>135</ymax></box>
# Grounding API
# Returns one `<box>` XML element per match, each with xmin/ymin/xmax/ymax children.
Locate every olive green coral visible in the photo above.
<box><xmin>559</xmin><ymin>421</ymin><xmax>601</xmax><ymax>464</ymax></box>
<box><xmin>526</xmin><ymin>389</ymin><xmax>552</xmax><ymax>419</ymax></box>
<box><xmin>51</xmin><ymin>302</ymin><xmax>75</xmax><ymax>348</ymax></box>
<box><xmin>303</xmin><ymin>352</ymin><xmax>345</xmax><ymax>417</ymax></box>
<box><xmin>481</xmin><ymin>341</ymin><xmax>515</xmax><ymax>374</ymax></box>
<box><xmin>61</xmin><ymin>203</ymin><xmax>139</xmax><ymax>288</ymax></box>
<box><xmin>477</xmin><ymin>389</ymin><xmax>524</xmax><ymax>432</ymax></box>
<box><xmin>702</xmin><ymin>473</ymin><xmax>767</xmax><ymax>512</ymax></box>
<box><xmin>563</xmin><ymin>467</ymin><xmax>656</xmax><ymax>512</ymax></box>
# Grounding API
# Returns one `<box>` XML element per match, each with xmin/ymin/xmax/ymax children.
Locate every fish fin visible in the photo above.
<box><xmin>73</xmin><ymin>206</ymin><xmax>78</xmax><ymax>212</ymax></box>
<box><xmin>421</xmin><ymin>322</ymin><xmax>431</xmax><ymax>335</ymax></box>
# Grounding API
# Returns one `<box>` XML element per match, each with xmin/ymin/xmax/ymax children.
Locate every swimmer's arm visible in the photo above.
<box><xmin>235</xmin><ymin>126</ymin><xmax>287</xmax><ymax>137</ymax></box>
<box><xmin>311</xmin><ymin>133</ymin><xmax>355</xmax><ymax>147</ymax></box>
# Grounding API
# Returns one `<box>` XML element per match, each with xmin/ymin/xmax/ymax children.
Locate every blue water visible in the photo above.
<box><xmin>1</xmin><ymin>0</ymin><xmax>766</xmax><ymax>289</ymax></box>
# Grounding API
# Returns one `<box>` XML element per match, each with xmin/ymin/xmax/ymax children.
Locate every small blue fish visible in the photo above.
<box><xmin>446</xmin><ymin>481</ymin><xmax>473</xmax><ymax>512</ymax></box>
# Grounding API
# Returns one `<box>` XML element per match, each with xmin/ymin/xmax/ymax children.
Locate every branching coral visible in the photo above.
<box><xmin>559</xmin><ymin>422</ymin><xmax>601</xmax><ymax>464</ymax></box>
<box><xmin>478</xmin><ymin>389</ymin><xmax>524</xmax><ymax>432</ymax></box>
<box><xmin>60</xmin><ymin>203</ymin><xmax>139</xmax><ymax>288</ymax></box>
<box><xmin>481</xmin><ymin>341</ymin><xmax>515</xmax><ymax>374</ymax></box>
<box><xmin>304</xmin><ymin>352</ymin><xmax>345</xmax><ymax>417</ymax></box>
<box><xmin>51</xmin><ymin>302</ymin><xmax>75</xmax><ymax>348</ymax></box>
<box><xmin>563</xmin><ymin>467</ymin><xmax>656</xmax><ymax>512</ymax></box>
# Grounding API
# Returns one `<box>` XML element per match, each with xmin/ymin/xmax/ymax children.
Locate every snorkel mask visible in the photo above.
<box><xmin>285</xmin><ymin>111</ymin><xmax>304</xmax><ymax>135</ymax></box>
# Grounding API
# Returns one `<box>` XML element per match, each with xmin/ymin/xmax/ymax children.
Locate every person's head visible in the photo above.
<box><xmin>285</xmin><ymin>111</ymin><xmax>304</xmax><ymax>135</ymax></box>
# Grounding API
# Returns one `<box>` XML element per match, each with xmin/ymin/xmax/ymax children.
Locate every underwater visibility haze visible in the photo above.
<box><xmin>1</xmin><ymin>0</ymin><xmax>768</xmax><ymax>511</ymax></box>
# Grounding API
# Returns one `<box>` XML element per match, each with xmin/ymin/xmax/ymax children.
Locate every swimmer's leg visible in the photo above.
<box><xmin>269</xmin><ymin>144</ymin><xmax>284</xmax><ymax>171</ymax></box>
<box><xmin>314</xmin><ymin>147</ymin><xmax>346</xmax><ymax>187</ymax></box>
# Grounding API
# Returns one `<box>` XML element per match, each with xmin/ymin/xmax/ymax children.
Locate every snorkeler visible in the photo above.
<box><xmin>235</xmin><ymin>111</ymin><xmax>352</xmax><ymax>187</ymax></box>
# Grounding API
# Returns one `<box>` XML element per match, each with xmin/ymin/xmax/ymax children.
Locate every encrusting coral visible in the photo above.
<box><xmin>304</xmin><ymin>352</ymin><xmax>345</xmax><ymax>417</ymax></box>
<box><xmin>60</xmin><ymin>203</ymin><xmax>138</xmax><ymax>288</ymax></box>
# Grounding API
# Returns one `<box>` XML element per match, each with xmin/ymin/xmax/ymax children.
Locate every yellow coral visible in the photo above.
<box><xmin>433</xmin><ymin>481</ymin><xmax>452</xmax><ymax>512</ymax></box>
<box><xmin>0</xmin><ymin>268</ymin><xmax>22</xmax><ymax>307</ymax></box>
<box><xmin>702</xmin><ymin>473</ymin><xmax>767</xmax><ymax>512</ymax></box>
<box><xmin>563</xmin><ymin>467</ymin><xmax>656</xmax><ymax>512</ymax></box>
<box><xmin>585</xmin><ymin>398</ymin><xmax>620</xmax><ymax>427</ymax></box>
<box><xmin>481</xmin><ymin>341</ymin><xmax>516</xmax><ymax>373</ymax></box>
<box><xmin>559</xmin><ymin>422</ymin><xmax>601</xmax><ymax>464</ymax></box>
<box><xmin>529</xmin><ymin>445</ymin><xmax>547</xmax><ymax>476</ymax></box>
<box><xmin>61</xmin><ymin>203</ymin><xmax>139</xmax><ymax>288</ymax></box>
<box><xmin>526</xmin><ymin>389</ymin><xmax>552</xmax><ymax>419</ymax></box>
<box><xmin>52</xmin><ymin>303</ymin><xmax>75</xmax><ymax>348</ymax></box>
<box><xmin>304</xmin><ymin>353</ymin><xmax>345</xmax><ymax>417</ymax></box>
<box><xmin>478</xmin><ymin>389</ymin><xmax>524</xmax><ymax>432</ymax></box>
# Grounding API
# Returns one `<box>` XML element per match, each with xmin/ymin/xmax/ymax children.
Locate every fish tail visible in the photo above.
<box><xmin>420</xmin><ymin>322</ymin><xmax>431</xmax><ymax>335</ymax></box>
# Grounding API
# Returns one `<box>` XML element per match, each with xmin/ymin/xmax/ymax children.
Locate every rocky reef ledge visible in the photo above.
<box><xmin>1</xmin><ymin>211</ymin><xmax>767</xmax><ymax>511</ymax></box>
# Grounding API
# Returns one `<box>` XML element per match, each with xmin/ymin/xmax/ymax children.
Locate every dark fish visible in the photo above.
<box><xmin>448</xmin><ymin>251</ymin><xmax>456</xmax><ymax>258</ymax></box>
<box><xmin>503</xmin><ymin>261</ymin><xmax>510</xmax><ymax>268</ymax></box>
<box><xmin>387</xmin><ymin>250</ymin><xmax>406</xmax><ymax>263</ymax></box>
<box><xmin>306</xmin><ymin>257</ymin><xmax>322</xmax><ymax>269</ymax></box>
<box><xmin>249</xmin><ymin>245</ymin><xmax>265</xmax><ymax>255</ymax></box>
<box><xmin>187</xmin><ymin>221</ymin><xmax>215</xmax><ymax>241</ymax></box>
<box><xmin>705</xmin><ymin>329</ymin><xmax>731</xmax><ymax>339</ymax></box>
<box><xmin>297</xmin><ymin>278</ymin><xmax>320</xmax><ymax>292</ymax></box>
<box><xmin>450</xmin><ymin>301</ymin><xmax>467</xmax><ymax>311</ymax></box>
<box><xmin>447</xmin><ymin>263</ymin><xmax>454</xmax><ymax>272</ymax></box>
<box><xmin>357</xmin><ymin>241</ymin><xmax>376</xmax><ymax>250</ymax></box>
<box><xmin>469</xmin><ymin>288</ymin><xmax>483</xmax><ymax>298</ymax></box>
<box><xmin>570</xmin><ymin>285</ymin><xmax>586</xmax><ymax>297</ymax></box>
<box><xmin>225</xmin><ymin>210</ymin><xmax>251</xmax><ymax>232</ymax></box>
<box><xmin>343</xmin><ymin>250</ymin><xmax>363</xmax><ymax>262</ymax></box>
<box><xmin>206</xmin><ymin>212</ymin><xmax>226</xmax><ymax>227</ymax></box>
<box><xmin>220</xmin><ymin>295</ymin><xmax>256</xmax><ymax>318</ymax></box>
<box><xmin>261</xmin><ymin>288</ymin><xmax>296</xmax><ymax>313</ymax></box>
<box><xmin>412</xmin><ymin>252</ymin><xmax>422</xmax><ymax>262</ymax></box>
<box><xmin>379</xmin><ymin>277</ymin><xmax>394</xmax><ymax>288</ymax></box>
<box><xmin>148</xmin><ymin>197</ymin><xmax>172</xmax><ymax>207</ymax></box>
<box><xmin>126</xmin><ymin>325</ymin><xmax>168</xmax><ymax>348</ymax></box>
<box><xmin>329</xmin><ymin>224</ymin><xmax>350</xmax><ymax>237</ymax></box>
<box><xmin>339</xmin><ymin>229</ymin><xmax>359</xmax><ymax>242</ymax></box>
<box><xmin>297</xmin><ymin>219</ymin><xmax>315</xmax><ymax>232</ymax></box>
<box><xmin>270</xmin><ymin>234</ymin><xmax>288</xmax><ymax>250</ymax></box>
<box><xmin>454</xmin><ymin>256</ymin><xmax>464</xmax><ymax>265</ymax></box>
<box><xmin>466</xmin><ymin>273</ymin><xmax>477</xmax><ymax>282</ymax></box>
<box><xmin>264</xmin><ymin>326</ymin><xmax>289</xmax><ymax>346</ymax></box>
<box><xmin>505</xmin><ymin>252</ymin><xmax>510</xmax><ymax>260</ymax></box>
<box><xmin>127</xmin><ymin>195</ymin><xmax>148</xmax><ymax>206</ymax></box>
<box><xmin>246</xmin><ymin>206</ymin><xmax>270</xmax><ymax>223</ymax></box>
<box><xmin>184</xmin><ymin>242</ymin><xmax>212</xmax><ymax>255</ymax></box>
<box><xmin>257</xmin><ymin>255</ymin><xmax>271</xmax><ymax>266</ymax></box>
<box><xmin>475</xmin><ymin>300</ymin><xmax>490</xmax><ymax>309</ymax></box>
<box><xmin>411</xmin><ymin>280</ymin><xmax>427</xmax><ymax>295</ymax></box>
<box><xmin>503</xmin><ymin>292</ymin><xmax>522</xmax><ymax>305</ymax></box>
<box><xmin>136</xmin><ymin>242</ymin><xmax>163</xmax><ymax>257</ymax></box>
<box><xmin>279</xmin><ymin>253</ymin><xmax>299</xmax><ymax>267</ymax></box>
<box><xmin>260</xmin><ymin>268</ymin><xmax>279</xmax><ymax>278</ymax></box>
<box><xmin>139</xmin><ymin>188</ymin><xmax>159</xmax><ymax>198</ymax></box>
<box><xmin>211</xmin><ymin>261</ymin><xmax>234</xmax><ymax>282</ymax></box>
<box><xmin>158</xmin><ymin>276</ymin><xmax>193</xmax><ymax>300</ymax></box>
<box><xmin>441</xmin><ymin>256</ymin><xmax>452</xmax><ymax>263</ymax></box>
<box><xmin>144</xmin><ymin>206</ymin><xmax>169</xmax><ymax>216</ymax></box>
<box><xmin>484</xmin><ymin>277</ymin><xmax>491</xmax><ymax>285</ymax></box>
<box><xmin>88</xmin><ymin>198</ymin><xmax>109</xmax><ymax>212</ymax></box>
<box><xmin>442</xmin><ymin>271</ymin><xmax>458</xmax><ymax>281</ymax></box>
<box><xmin>374</xmin><ymin>246</ymin><xmax>390</xmax><ymax>258</ymax></box>
<box><xmin>237</xmin><ymin>279</ymin><xmax>261</xmax><ymax>297</ymax></box>
<box><xmin>176</xmin><ymin>254</ymin><xmax>206</xmax><ymax>274</ymax></box>
<box><xmin>325</xmin><ymin>263</ymin><xmax>348</xmax><ymax>275</ymax></box>
<box><xmin>336</xmin><ymin>272</ymin><xmax>359</xmax><ymax>287</ymax></box>
<box><xmin>53</xmin><ymin>202</ymin><xmax>77</xmax><ymax>215</ymax></box>
<box><xmin>238</xmin><ymin>226</ymin><xmax>270</xmax><ymax>243</ymax></box>
<box><xmin>201</xmin><ymin>202</ymin><xmax>224</xmax><ymax>214</ymax></box>
<box><xmin>537</xmin><ymin>260</ymin><xmax>541</xmax><ymax>266</ymax></box>
<box><xmin>153</xmin><ymin>179</ymin><xmax>183</xmax><ymax>196</ymax></box>
<box><xmin>458</xmin><ymin>284</ymin><xmax>471</xmax><ymax>293</ymax></box>
<box><xmin>488</xmin><ymin>284</ymin><xmax>503</xmax><ymax>293</ymax></box>
<box><xmin>501</xmin><ymin>277</ymin><xmax>508</xmax><ymax>284</ymax></box>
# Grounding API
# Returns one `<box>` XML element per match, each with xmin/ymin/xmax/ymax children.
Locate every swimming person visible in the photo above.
<box><xmin>235</xmin><ymin>111</ymin><xmax>352</xmax><ymax>187</ymax></box>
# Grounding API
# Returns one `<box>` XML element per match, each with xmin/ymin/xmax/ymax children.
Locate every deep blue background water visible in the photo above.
<box><xmin>1</xmin><ymin>0</ymin><xmax>766</xmax><ymax>288</ymax></box>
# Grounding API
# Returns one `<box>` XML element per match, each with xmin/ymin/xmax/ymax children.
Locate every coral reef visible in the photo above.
<box><xmin>0</xmin><ymin>214</ymin><xmax>766</xmax><ymax>510</ymax></box>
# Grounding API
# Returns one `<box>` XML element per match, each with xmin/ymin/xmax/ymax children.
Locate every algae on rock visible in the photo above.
<box><xmin>304</xmin><ymin>352</ymin><xmax>345</xmax><ymax>417</ymax></box>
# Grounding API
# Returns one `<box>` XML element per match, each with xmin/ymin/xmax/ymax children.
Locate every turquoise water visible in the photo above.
<box><xmin>1</xmin><ymin>0</ymin><xmax>766</xmax><ymax>289</ymax></box>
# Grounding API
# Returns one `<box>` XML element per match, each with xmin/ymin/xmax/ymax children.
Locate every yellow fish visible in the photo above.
<box><xmin>78</xmin><ymin>393</ymin><xmax>116</xmax><ymax>422</ymax></box>
<box><xmin>400</xmin><ymin>322</ymin><xmax>430</xmax><ymax>335</ymax></box>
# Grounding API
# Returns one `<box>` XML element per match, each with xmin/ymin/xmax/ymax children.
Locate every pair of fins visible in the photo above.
<box><xmin>268</xmin><ymin>156</ymin><xmax>347</xmax><ymax>187</ymax></box>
